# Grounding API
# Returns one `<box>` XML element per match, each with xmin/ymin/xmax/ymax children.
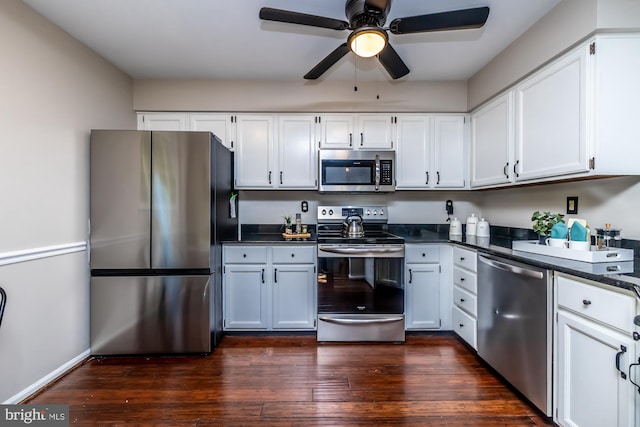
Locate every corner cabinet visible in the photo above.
<box><xmin>470</xmin><ymin>92</ymin><xmax>514</xmax><ymax>187</ymax></box>
<box><xmin>223</xmin><ymin>244</ymin><xmax>317</xmax><ymax>331</ymax></box>
<box><xmin>396</xmin><ymin>114</ymin><xmax>468</xmax><ymax>190</ymax></box>
<box><xmin>554</xmin><ymin>273</ymin><xmax>638</xmax><ymax>427</ymax></box>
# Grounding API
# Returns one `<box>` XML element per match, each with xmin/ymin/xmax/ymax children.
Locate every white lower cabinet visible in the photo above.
<box><xmin>554</xmin><ymin>273</ymin><xmax>638</xmax><ymax>427</ymax></box>
<box><xmin>223</xmin><ymin>245</ymin><xmax>316</xmax><ymax>331</ymax></box>
<box><xmin>404</xmin><ymin>244</ymin><xmax>442</xmax><ymax>330</ymax></box>
<box><xmin>452</xmin><ymin>247</ymin><xmax>478</xmax><ymax>349</ymax></box>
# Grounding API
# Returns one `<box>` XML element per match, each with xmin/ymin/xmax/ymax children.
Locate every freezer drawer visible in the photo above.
<box><xmin>91</xmin><ymin>275</ymin><xmax>211</xmax><ymax>355</ymax></box>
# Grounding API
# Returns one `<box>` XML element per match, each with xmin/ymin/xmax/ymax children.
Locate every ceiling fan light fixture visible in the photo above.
<box><xmin>348</xmin><ymin>27</ymin><xmax>388</xmax><ymax>58</ymax></box>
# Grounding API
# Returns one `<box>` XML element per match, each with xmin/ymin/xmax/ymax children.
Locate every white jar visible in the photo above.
<box><xmin>466</xmin><ymin>213</ymin><xmax>478</xmax><ymax>236</ymax></box>
<box><xmin>449</xmin><ymin>218</ymin><xmax>462</xmax><ymax>237</ymax></box>
<box><xmin>477</xmin><ymin>218</ymin><xmax>490</xmax><ymax>238</ymax></box>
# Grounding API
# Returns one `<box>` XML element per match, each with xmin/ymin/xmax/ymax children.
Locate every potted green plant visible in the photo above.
<box><xmin>531</xmin><ymin>211</ymin><xmax>565</xmax><ymax>243</ymax></box>
<box><xmin>282</xmin><ymin>215</ymin><xmax>293</xmax><ymax>234</ymax></box>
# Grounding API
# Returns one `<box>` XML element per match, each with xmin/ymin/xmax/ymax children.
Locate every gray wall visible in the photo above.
<box><xmin>0</xmin><ymin>0</ymin><xmax>134</xmax><ymax>403</ymax></box>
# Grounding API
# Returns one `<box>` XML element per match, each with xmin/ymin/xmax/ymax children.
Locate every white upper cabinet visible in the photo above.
<box><xmin>319</xmin><ymin>114</ymin><xmax>393</xmax><ymax>149</ymax></box>
<box><xmin>433</xmin><ymin>116</ymin><xmax>466</xmax><ymax>188</ymax></box>
<box><xmin>319</xmin><ymin>114</ymin><xmax>355</xmax><ymax>149</ymax></box>
<box><xmin>470</xmin><ymin>92</ymin><xmax>514</xmax><ymax>188</ymax></box>
<box><xmin>234</xmin><ymin>114</ymin><xmax>275</xmax><ymax>188</ymax></box>
<box><xmin>189</xmin><ymin>114</ymin><xmax>235</xmax><ymax>150</ymax></box>
<box><xmin>277</xmin><ymin>115</ymin><xmax>318</xmax><ymax>189</ymax></box>
<box><xmin>396</xmin><ymin>114</ymin><xmax>467</xmax><ymax>189</ymax></box>
<box><xmin>137</xmin><ymin>113</ymin><xmax>187</xmax><ymax>131</ymax></box>
<box><xmin>357</xmin><ymin>114</ymin><xmax>394</xmax><ymax>149</ymax></box>
<box><xmin>395</xmin><ymin>115</ymin><xmax>431</xmax><ymax>189</ymax></box>
<box><xmin>514</xmin><ymin>43</ymin><xmax>590</xmax><ymax>181</ymax></box>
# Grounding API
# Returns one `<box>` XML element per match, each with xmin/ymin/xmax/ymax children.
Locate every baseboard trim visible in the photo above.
<box><xmin>3</xmin><ymin>349</ymin><xmax>90</xmax><ymax>404</ymax></box>
<box><xmin>0</xmin><ymin>241</ymin><xmax>87</xmax><ymax>267</ymax></box>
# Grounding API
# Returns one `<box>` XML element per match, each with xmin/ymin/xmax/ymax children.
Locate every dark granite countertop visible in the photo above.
<box><xmin>224</xmin><ymin>223</ymin><xmax>640</xmax><ymax>296</ymax></box>
<box><xmin>389</xmin><ymin>224</ymin><xmax>640</xmax><ymax>297</ymax></box>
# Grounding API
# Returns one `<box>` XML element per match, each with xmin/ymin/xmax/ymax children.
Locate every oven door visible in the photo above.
<box><xmin>317</xmin><ymin>244</ymin><xmax>405</xmax><ymax>341</ymax></box>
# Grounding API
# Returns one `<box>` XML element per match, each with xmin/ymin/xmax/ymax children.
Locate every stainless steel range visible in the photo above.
<box><xmin>316</xmin><ymin>205</ymin><xmax>405</xmax><ymax>342</ymax></box>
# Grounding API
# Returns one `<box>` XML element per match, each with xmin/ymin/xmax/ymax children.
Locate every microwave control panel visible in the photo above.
<box><xmin>380</xmin><ymin>160</ymin><xmax>393</xmax><ymax>185</ymax></box>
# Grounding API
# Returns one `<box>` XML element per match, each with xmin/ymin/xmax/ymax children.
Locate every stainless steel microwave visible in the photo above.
<box><xmin>319</xmin><ymin>150</ymin><xmax>395</xmax><ymax>193</ymax></box>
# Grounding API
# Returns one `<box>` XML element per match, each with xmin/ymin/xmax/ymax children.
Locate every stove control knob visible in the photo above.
<box><xmin>380</xmin><ymin>209</ymin><xmax>384</xmax><ymax>215</ymax></box>
<box><xmin>328</xmin><ymin>209</ymin><xmax>333</xmax><ymax>215</ymax></box>
<box><xmin>373</xmin><ymin>210</ymin><xmax>377</xmax><ymax>215</ymax></box>
<box><xmin>321</xmin><ymin>209</ymin><xmax>326</xmax><ymax>215</ymax></box>
<box><xmin>366</xmin><ymin>209</ymin><xmax>371</xmax><ymax>216</ymax></box>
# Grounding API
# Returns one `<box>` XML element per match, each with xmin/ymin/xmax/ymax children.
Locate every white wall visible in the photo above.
<box><xmin>0</xmin><ymin>0</ymin><xmax>134</xmax><ymax>403</ymax></box>
<box><xmin>478</xmin><ymin>177</ymin><xmax>640</xmax><ymax>240</ymax></box>
<box><xmin>238</xmin><ymin>190</ymin><xmax>484</xmax><ymax>227</ymax></box>
<box><xmin>133</xmin><ymin>79</ymin><xmax>468</xmax><ymax>113</ymax></box>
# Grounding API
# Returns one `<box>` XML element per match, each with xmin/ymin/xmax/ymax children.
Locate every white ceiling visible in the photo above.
<box><xmin>21</xmin><ymin>0</ymin><xmax>561</xmax><ymax>82</ymax></box>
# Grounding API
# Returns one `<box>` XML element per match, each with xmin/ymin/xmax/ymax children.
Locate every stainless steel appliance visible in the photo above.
<box><xmin>477</xmin><ymin>254</ymin><xmax>552</xmax><ymax>416</ymax></box>
<box><xmin>319</xmin><ymin>150</ymin><xmax>395</xmax><ymax>193</ymax></box>
<box><xmin>89</xmin><ymin>130</ymin><xmax>236</xmax><ymax>355</ymax></box>
<box><xmin>316</xmin><ymin>205</ymin><xmax>405</xmax><ymax>342</ymax></box>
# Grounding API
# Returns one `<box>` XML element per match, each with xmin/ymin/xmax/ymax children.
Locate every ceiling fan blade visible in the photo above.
<box><xmin>389</xmin><ymin>7</ymin><xmax>490</xmax><ymax>35</ymax></box>
<box><xmin>304</xmin><ymin>43</ymin><xmax>351</xmax><ymax>80</ymax></box>
<box><xmin>259</xmin><ymin>7</ymin><xmax>349</xmax><ymax>31</ymax></box>
<box><xmin>377</xmin><ymin>43</ymin><xmax>409</xmax><ymax>79</ymax></box>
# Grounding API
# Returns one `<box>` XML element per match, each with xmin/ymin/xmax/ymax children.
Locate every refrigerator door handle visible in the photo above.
<box><xmin>0</xmin><ymin>287</ymin><xmax>6</xmax><ymax>329</ymax></box>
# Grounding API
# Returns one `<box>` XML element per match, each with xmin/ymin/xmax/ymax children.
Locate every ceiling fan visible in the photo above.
<box><xmin>259</xmin><ymin>0</ymin><xmax>490</xmax><ymax>80</ymax></box>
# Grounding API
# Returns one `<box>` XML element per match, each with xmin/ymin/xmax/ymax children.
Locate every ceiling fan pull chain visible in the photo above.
<box><xmin>354</xmin><ymin>55</ymin><xmax>358</xmax><ymax>92</ymax></box>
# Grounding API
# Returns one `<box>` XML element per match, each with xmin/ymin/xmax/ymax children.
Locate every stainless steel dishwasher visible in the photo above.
<box><xmin>477</xmin><ymin>254</ymin><xmax>552</xmax><ymax>416</ymax></box>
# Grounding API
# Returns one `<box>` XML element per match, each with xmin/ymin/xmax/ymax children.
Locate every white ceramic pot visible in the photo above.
<box><xmin>466</xmin><ymin>213</ymin><xmax>478</xmax><ymax>236</ymax></box>
<box><xmin>477</xmin><ymin>218</ymin><xmax>490</xmax><ymax>238</ymax></box>
<box><xmin>449</xmin><ymin>218</ymin><xmax>462</xmax><ymax>237</ymax></box>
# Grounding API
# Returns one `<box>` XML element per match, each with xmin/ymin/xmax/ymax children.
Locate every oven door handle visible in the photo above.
<box><xmin>319</xmin><ymin>247</ymin><xmax>404</xmax><ymax>256</ymax></box>
<box><xmin>319</xmin><ymin>316</ymin><xmax>404</xmax><ymax>325</ymax></box>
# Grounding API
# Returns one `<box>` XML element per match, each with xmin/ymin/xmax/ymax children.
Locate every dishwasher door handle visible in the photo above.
<box><xmin>479</xmin><ymin>255</ymin><xmax>544</xmax><ymax>280</ymax></box>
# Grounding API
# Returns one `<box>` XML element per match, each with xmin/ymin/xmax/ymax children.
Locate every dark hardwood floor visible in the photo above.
<box><xmin>26</xmin><ymin>334</ymin><xmax>554</xmax><ymax>426</ymax></box>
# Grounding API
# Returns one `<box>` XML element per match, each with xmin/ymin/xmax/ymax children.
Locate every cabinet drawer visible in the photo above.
<box><xmin>224</xmin><ymin>246</ymin><xmax>268</xmax><ymax>263</ymax></box>
<box><xmin>453</xmin><ymin>285</ymin><xmax>477</xmax><ymax>317</ymax></box>
<box><xmin>272</xmin><ymin>245</ymin><xmax>316</xmax><ymax>264</ymax></box>
<box><xmin>453</xmin><ymin>306</ymin><xmax>477</xmax><ymax>350</ymax></box>
<box><xmin>453</xmin><ymin>247</ymin><xmax>477</xmax><ymax>272</ymax></box>
<box><xmin>454</xmin><ymin>267</ymin><xmax>477</xmax><ymax>294</ymax></box>
<box><xmin>405</xmin><ymin>244</ymin><xmax>440</xmax><ymax>263</ymax></box>
<box><xmin>557</xmin><ymin>275</ymin><xmax>636</xmax><ymax>333</ymax></box>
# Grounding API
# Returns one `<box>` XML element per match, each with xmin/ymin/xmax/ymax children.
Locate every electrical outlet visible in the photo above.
<box><xmin>446</xmin><ymin>200</ymin><xmax>454</xmax><ymax>215</ymax></box>
<box><xmin>301</xmin><ymin>201</ymin><xmax>308</xmax><ymax>212</ymax></box>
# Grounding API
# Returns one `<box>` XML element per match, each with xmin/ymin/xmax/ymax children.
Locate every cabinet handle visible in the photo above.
<box><xmin>291</xmin><ymin>253</ymin><xmax>295</xmax><ymax>258</ymax></box>
<box><xmin>360</xmin><ymin>133</ymin><xmax>364</xmax><ymax>146</ymax></box>
<box><xmin>460</xmin><ymin>277</ymin><xmax>465</xmax><ymax>281</ymax></box>
<box><xmin>0</xmin><ymin>287</ymin><xmax>6</xmax><ymax>329</ymax></box>
<box><xmin>460</xmin><ymin>298</ymin><xmax>465</xmax><ymax>302</ymax></box>
<box><xmin>268</xmin><ymin>171</ymin><xmax>272</xmax><ymax>184</ymax></box>
<box><xmin>514</xmin><ymin>160</ymin><xmax>520</xmax><ymax>178</ymax></box>
<box><xmin>503</xmin><ymin>162</ymin><xmax>509</xmax><ymax>179</ymax></box>
<box><xmin>349</xmin><ymin>133</ymin><xmax>353</xmax><ymax>146</ymax></box>
<box><xmin>280</xmin><ymin>171</ymin><xmax>283</xmax><ymax>185</ymax></box>
<box><xmin>274</xmin><ymin>268</ymin><xmax>278</xmax><ymax>283</ymax></box>
<box><xmin>460</xmin><ymin>257</ymin><xmax>465</xmax><ymax>261</ymax></box>
<box><xmin>409</xmin><ymin>269</ymin><xmax>413</xmax><ymax>284</ymax></box>
<box><xmin>615</xmin><ymin>345</ymin><xmax>628</xmax><ymax>379</ymax></box>
<box><xmin>459</xmin><ymin>323</ymin><xmax>464</xmax><ymax>328</ymax></box>
<box><xmin>425</xmin><ymin>172</ymin><xmax>429</xmax><ymax>185</ymax></box>
<box><xmin>436</xmin><ymin>171</ymin><xmax>440</xmax><ymax>185</ymax></box>
<box><xmin>582</xmin><ymin>299</ymin><xmax>592</xmax><ymax>305</ymax></box>
<box><xmin>261</xmin><ymin>268</ymin><xmax>265</xmax><ymax>283</ymax></box>
<box><xmin>422</xmin><ymin>253</ymin><xmax>426</xmax><ymax>257</ymax></box>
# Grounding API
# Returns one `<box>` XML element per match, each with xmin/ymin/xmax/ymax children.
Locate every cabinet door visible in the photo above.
<box><xmin>515</xmin><ymin>45</ymin><xmax>590</xmax><ymax>181</ymax></box>
<box><xmin>556</xmin><ymin>311</ymin><xmax>635</xmax><ymax>427</ymax></box>
<box><xmin>278</xmin><ymin>115</ymin><xmax>318</xmax><ymax>189</ymax></box>
<box><xmin>319</xmin><ymin>114</ymin><xmax>354</xmax><ymax>149</ymax></box>
<box><xmin>433</xmin><ymin>116</ymin><xmax>466</xmax><ymax>188</ymax></box>
<box><xmin>405</xmin><ymin>263</ymin><xmax>440</xmax><ymax>329</ymax></box>
<box><xmin>471</xmin><ymin>92</ymin><xmax>513</xmax><ymax>187</ymax></box>
<box><xmin>235</xmin><ymin>115</ymin><xmax>275</xmax><ymax>188</ymax></box>
<box><xmin>395</xmin><ymin>115</ymin><xmax>430</xmax><ymax>189</ymax></box>
<box><xmin>357</xmin><ymin>114</ymin><xmax>394</xmax><ymax>149</ymax></box>
<box><xmin>189</xmin><ymin>114</ymin><xmax>235</xmax><ymax>150</ymax></box>
<box><xmin>223</xmin><ymin>264</ymin><xmax>268</xmax><ymax>329</ymax></box>
<box><xmin>137</xmin><ymin>113</ymin><xmax>187</xmax><ymax>131</ymax></box>
<box><xmin>272</xmin><ymin>264</ymin><xmax>316</xmax><ymax>329</ymax></box>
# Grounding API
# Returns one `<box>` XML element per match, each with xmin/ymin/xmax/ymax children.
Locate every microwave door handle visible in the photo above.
<box><xmin>375</xmin><ymin>155</ymin><xmax>380</xmax><ymax>191</ymax></box>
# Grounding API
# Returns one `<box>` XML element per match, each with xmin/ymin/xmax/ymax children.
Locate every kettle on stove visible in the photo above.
<box><xmin>343</xmin><ymin>215</ymin><xmax>364</xmax><ymax>238</ymax></box>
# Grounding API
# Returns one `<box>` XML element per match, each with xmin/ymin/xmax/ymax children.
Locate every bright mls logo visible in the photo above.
<box><xmin>0</xmin><ymin>405</ymin><xmax>68</xmax><ymax>426</ymax></box>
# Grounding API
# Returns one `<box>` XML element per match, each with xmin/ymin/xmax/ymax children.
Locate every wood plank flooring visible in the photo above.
<box><xmin>26</xmin><ymin>334</ymin><xmax>554</xmax><ymax>426</ymax></box>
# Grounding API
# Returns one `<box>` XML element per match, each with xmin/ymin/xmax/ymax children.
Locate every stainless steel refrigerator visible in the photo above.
<box><xmin>89</xmin><ymin>130</ymin><xmax>236</xmax><ymax>355</ymax></box>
